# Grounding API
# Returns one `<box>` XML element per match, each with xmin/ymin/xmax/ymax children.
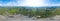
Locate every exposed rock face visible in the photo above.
<box><xmin>53</xmin><ymin>15</ymin><xmax>60</xmax><ymax>20</ymax></box>
<box><xmin>0</xmin><ymin>14</ymin><xmax>60</xmax><ymax>21</ymax></box>
<box><xmin>0</xmin><ymin>15</ymin><xmax>7</xmax><ymax>21</ymax></box>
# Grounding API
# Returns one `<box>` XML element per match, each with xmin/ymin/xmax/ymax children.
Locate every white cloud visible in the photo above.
<box><xmin>18</xmin><ymin>0</ymin><xmax>60</xmax><ymax>6</ymax></box>
<box><xmin>0</xmin><ymin>0</ymin><xmax>60</xmax><ymax>7</ymax></box>
<box><xmin>20</xmin><ymin>0</ymin><xmax>45</xmax><ymax>6</ymax></box>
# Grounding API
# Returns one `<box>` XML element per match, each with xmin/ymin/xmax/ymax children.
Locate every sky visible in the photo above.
<box><xmin>0</xmin><ymin>0</ymin><xmax>60</xmax><ymax>7</ymax></box>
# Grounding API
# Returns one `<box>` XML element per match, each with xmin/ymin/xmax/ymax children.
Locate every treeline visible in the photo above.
<box><xmin>0</xmin><ymin>6</ymin><xmax>59</xmax><ymax>18</ymax></box>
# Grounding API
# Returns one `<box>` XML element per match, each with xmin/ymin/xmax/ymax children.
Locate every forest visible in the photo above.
<box><xmin>0</xmin><ymin>6</ymin><xmax>60</xmax><ymax>18</ymax></box>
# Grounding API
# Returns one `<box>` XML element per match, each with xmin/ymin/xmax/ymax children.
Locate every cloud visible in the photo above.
<box><xmin>20</xmin><ymin>0</ymin><xmax>60</xmax><ymax>6</ymax></box>
<box><xmin>0</xmin><ymin>0</ymin><xmax>20</xmax><ymax>6</ymax></box>
<box><xmin>0</xmin><ymin>0</ymin><xmax>60</xmax><ymax>7</ymax></box>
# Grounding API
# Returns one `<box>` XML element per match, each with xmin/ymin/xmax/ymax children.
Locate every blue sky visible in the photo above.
<box><xmin>0</xmin><ymin>0</ymin><xmax>60</xmax><ymax>6</ymax></box>
<box><xmin>47</xmin><ymin>0</ymin><xmax>60</xmax><ymax>4</ymax></box>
